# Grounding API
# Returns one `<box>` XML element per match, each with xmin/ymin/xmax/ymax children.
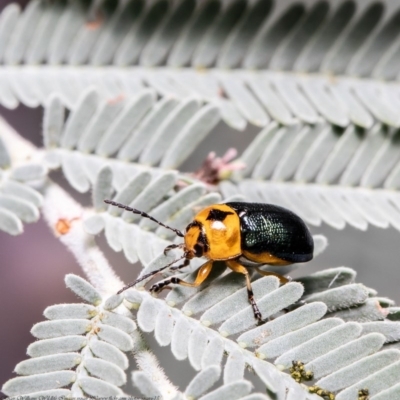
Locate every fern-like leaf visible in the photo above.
<box><xmin>0</xmin><ymin>127</ymin><xmax>43</xmax><ymax>235</ymax></box>
<box><xmin>2</xmin><ymin>274</ymin><xmax>133</xmax><ymax>398</ymax></box>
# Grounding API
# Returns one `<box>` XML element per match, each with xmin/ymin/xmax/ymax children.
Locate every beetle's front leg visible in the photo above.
<box><xmin>150</xmin><ymin>260</ymin><xmax>213</xmax><ymax>293</ymax></box>
<box><xmin>148</xmin><ymin>258</ymin><xmax>190</xmax><ymax>293</ymax></box>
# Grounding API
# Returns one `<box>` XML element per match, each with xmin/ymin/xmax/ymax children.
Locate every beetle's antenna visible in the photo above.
<box><xmin>117</xmin><ymin>254</ymin><xmax>187</xmax><ymax>294</ymax></box>
<box><xmin>104</xmin><ymin>199</ymin><xmax>184</xmax><ymax>237</ymax></box>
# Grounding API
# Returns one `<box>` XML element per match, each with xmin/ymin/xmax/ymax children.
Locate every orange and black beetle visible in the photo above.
<box><xmin>105</xmin><ymin>200</ymin><xmax>314</xmax><ymax>322</ymax></box>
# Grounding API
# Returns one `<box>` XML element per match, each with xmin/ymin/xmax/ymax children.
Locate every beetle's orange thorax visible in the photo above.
<box><xmin>184</xmin><ymin>204</ymin><xmax>241</xmax><ymax>260</ymax></box>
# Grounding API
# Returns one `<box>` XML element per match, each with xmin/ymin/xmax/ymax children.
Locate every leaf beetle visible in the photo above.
<box><xmin>105</xmin><ymin>200</ymin><xmax>314</xmax><ymax>323</ymax></box>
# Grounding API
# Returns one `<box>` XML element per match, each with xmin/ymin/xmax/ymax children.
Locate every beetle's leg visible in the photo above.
<box><xmin>140</xmin><ymin>258</ymin><xmax>191</xmax><ymax>287</ymax></box>
<box><xmin>117</xmin><ymin>255</ymin><xmax>188</xmax><ymax>294</ymax></box>
<box><xmin>150</xmin><ymin>260</ymin><xmax>213</xmax><ymax>293</ymax></box>
<box><xmin>226</xmin><ymin>259</ymin><xmax>262</xmax><ymax>323</ymax></box>
<box><xmin>169</xmin><ymin>258</ymin><xmax>190</xmax><ymax>271</ymax></box>
<box><xmin>254</xmin><ymin>267</ymin><xmax>290</xmax><ymax>284</ymax></box>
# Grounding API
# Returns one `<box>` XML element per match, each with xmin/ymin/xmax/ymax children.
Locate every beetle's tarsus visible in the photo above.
<box><xmin>150</xmin><ymin>282</ymin><xmax>164</xmax><ymax>293</ymax></box>
<box><xmin>150</xmin><ymin>276</ymin><xmax>181</xmax><ymax>293</ymax></box>
<box><xmin>255</xmin><ymin>312</ymin><xmax>263</xmax><ymax>325</ymax></box>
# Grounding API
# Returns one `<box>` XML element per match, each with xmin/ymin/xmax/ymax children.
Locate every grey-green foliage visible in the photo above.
<box><xmin>2</xmin><ymin>274</ymin><xmax>132</xmax><ymax>398</ymax></box>
<box><xmin>227</xmin><ymin>122</ymin><xmax>400</xmax><ymax>232</ymax></box>
<box><xmin>40</xmin><ymin>82</ymin><xmax>400</xmax><ymax>236</ymax></box>
<box><xmin>0</xmin><ymin>273</ymin><xmax>288</xmax><ymax>399</ymax></box>
<box><xmin>0</xmin><ymin>135</ymin><xmax>44</xmax><ymax>235</ymax></box>
<box><xmin>4</xmin><ymin>136</ymin><xmax>400</xmax><ymax>399</ymax></box>
<box><xmin>0</xmin><ymin>0</ymin><xmax>399</xmax><ymax>137</ymax></box>
<box><xmin>5</xmin><ymin>154</ymin><xmax>400</xmax><ymax>398</ymax></box>
<box><xmin>2</xmin><ymin>0</ymin><xmax>400</xmax><ymax>399</ymax></box>
<box><xmin>126</xmin><ymin>264</ymin><xmax>400</xmax><ymax>399</ymax></box>
<box><xmin>85</xmin><ymin>166</ymin><xmax>216</xmax><ymax>265</ymax></box>
<box><xmin>91</xmin><ymin>168</ymin><xmax>400</xmax><ymax>397</ymax></box>
<box><xmin>43</xmin><ymin>90</ymin><xmax>220</xmax><ymax>194</ymax></box>
<box><xmin>0</xmin><ymin>0</ymin><xmax>398</xmax><ymax>126</ymax></box>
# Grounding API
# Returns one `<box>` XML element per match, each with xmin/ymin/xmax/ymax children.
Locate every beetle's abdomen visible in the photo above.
<box><xmin>226</xmin><ymin>202</ymin><xmax>314</xmax><ymax>264</ymax></box>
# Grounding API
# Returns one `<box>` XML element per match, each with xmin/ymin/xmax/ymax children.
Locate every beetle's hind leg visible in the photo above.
<box><xmin>150</xmin><ymin>260</ymin><xmax>213</xmax><ymax>293</ymax></box>
<box><xmin>226</xmin><ymin>259</ymin><xmax>262</xmax><ymax>323</ymax></box>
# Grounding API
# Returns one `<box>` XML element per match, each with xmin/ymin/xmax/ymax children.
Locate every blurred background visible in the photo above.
<box><xmin>1</xmin><ymin>0</ymin><xmax>400</xmax><ymax>392</ymax></box>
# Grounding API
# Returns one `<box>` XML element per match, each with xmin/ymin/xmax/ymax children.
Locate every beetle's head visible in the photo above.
<box><xmin>184</xmin><ymin>204</ymin><xmax>241</xmax><ymax>260</ymax></box>
<box><xmin>184</xmin><ymin>219</ymin><xmax>209</xmax><ymax>259</ymax></box>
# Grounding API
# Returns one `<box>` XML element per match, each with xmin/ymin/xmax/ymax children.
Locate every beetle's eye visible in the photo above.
<box><xmin>193</xmin><ymin>244</ymin><xmax>203</xmax><ymax>257</ymax></box>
